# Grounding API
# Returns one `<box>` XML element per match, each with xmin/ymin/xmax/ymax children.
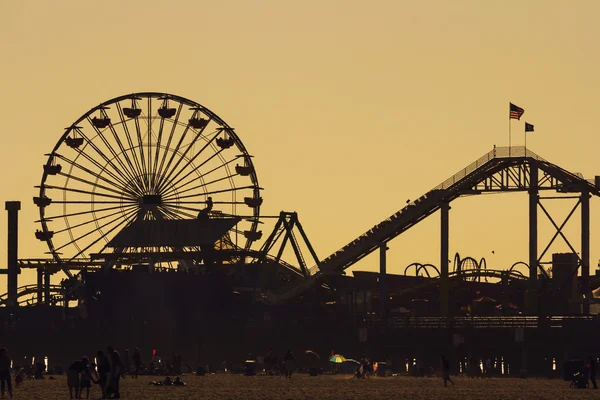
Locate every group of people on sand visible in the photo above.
<box><xmin>0</xmin><ymin>348</ymin><xmax>29</xmax><ymax>399</ymax></box>
<box><xmin>149</xmin><ymin>376</ymin><xmax>186</xmax><ymax>386</ymax></box>
<box><xmin>67</xmin><ymin>346</ymin><xmax>133</xmax><ymax>399</ymax></box>
<box><xmin>263</xmin><ymin>349</ymin><xmax>298</xmax><ymax>378</ymax></box>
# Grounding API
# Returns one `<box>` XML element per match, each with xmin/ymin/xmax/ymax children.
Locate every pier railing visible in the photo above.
<box><xmin>366</xmin><ymin>315</ymin><xmax>599</xmax><ymax>329</ymax></box>
<box><xmin>432</xmin><ymin>146</ymin><xmax>547</xmax><ymax>191</ymax></box>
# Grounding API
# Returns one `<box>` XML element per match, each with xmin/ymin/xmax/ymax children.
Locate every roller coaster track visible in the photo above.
<box><xmin>275</xmin><ymin>146</ymin><xmax>599</xmax><ymax>302</ymax></box>
<box><xmin>385</xmin><ymin>268</ymin><xmax>527</xmax><ymax>300</ymax></box>
<box><xmin>0</xmin><ymin>284</ymin><xmax>63</xmax><ymax>307</ymax></box>
<box><xmin>4</xmin><ymin>251</ymin><xmax>303</xmax><ymax>307</ymax></box>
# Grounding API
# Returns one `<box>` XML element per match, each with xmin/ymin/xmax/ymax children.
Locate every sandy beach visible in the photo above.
<box><xmin>8</xmin><ymin>373</ymin><xmax>600</xmax><ymax>400</ymax></box>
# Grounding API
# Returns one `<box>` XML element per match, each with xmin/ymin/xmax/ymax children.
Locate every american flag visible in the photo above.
<box><xmin>510</xmin><ymin>103</ymin><xmax>524</xmax><ymax>120</ymax></box>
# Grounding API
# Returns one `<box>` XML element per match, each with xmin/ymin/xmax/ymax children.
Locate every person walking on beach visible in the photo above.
<box><xmin>96</xmin><ymin>351</ymin><xmax>110</xmax><ymax>399</ymax></box>
<box><xmin>107</xmin><ymin>347</ymin><xmax>123</xmax><ymax>398</ymax></box>
<box><xmin>441</xmin><ymin>355</ymin><xmax>454</xmax><ymax>387</ymax></box>
<box><xmin>66</xmin><ymin>357</ymin><xmax>89</xmax><ymax>399</ymax></box>
<box><xmin>79</xmin><ymin>360</ymin><xmax>99</xmax><ymax>400</ymax></box>
<box><xmin>132</xmin><ymin>348</ymin><xmax>141</xmax><ymax>379</ymax></box>
<box><xmin>122</xmin><ymin>349</ymin><xmax>130</xmax><ymax>378</ymax></box>
<box><xmin>283</xmin><ymin>350</ymin><xmax>296</xmax><ymax>379</ymax></box>
<box><xmin>0</xmin><ymin>348</ymin><xmax>12</xmax><ymax>400</ymax></box>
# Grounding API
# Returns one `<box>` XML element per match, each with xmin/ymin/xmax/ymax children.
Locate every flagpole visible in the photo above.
<box><xmin>524</xmin><ymin>127</ymin><xmax>527</xmax><ymax>154</ymax></box>
<box><xmin>508</xmin><ymin>113</ymin><xmax>512</xmax><ymax>157</ymax></box>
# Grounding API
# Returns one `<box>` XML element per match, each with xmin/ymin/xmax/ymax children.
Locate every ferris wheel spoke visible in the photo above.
<box><xmin>66</xmin><ymin>148</ymin><xmax>133</xmax><ymax>196</ymax></box>
<box><xmin>66</xmin><ymin>208</ymin><xmax>138</xmax><ymax>261</ymax></box>
<box><xmin>44</xmin><ymin>204</ymin><xmax>131</xmax><ymax>220</ymax></box>
<box><xmin>153</xmin><ymin>122</ymin><xmax>194</xmax><ymax>194</ymax></box>
<box><xmin>53</xmin><ymin>200</ymin><xmax>133</xmax><ymax>204</ymax></box>
<box><xmin>56</xmin><ymin>171</ymin><xmax>130</xmax><ymax>198</ymax></box>
<box><xmin>151</xmin><ymin>116</ymin><xmax>166</xmax><ymax>191</ymax></box>
<box><xmin>53</xmin><ymin>205</ymin><xmax>137</xmax><ymax>234</ymax></box>
<box><xmin>156</xmin><ymin>206</ymin><xmax>175</xmax><ymax>219</ymax></box>
<box><xmin>116</xmin><ymin>103</ymin><xmax>146</xmax><ymax>190</ymax></box>
<box><xmin>163</xmin><ymin>174</ymin><xmax>236</xmax><ymax>202</ymax></box>
<box><xmin>146</xmin><ymin>96</ymin><xmax>153</xmax><ymax>191</ymax></box>
<box><xmin>100</xmin><ymin>113</ymin><xmax>142</xmax><ymax>188</ymax></box>
<box><xmin>154</xmin><ymin>113</ymin><xmax>213</xmax><ymax>192</ymax></box>
<box><xmin>166</xmin><ymin>180</ymin><xmax>255</xmax><ymax>202</ymax></box>
<box><xmin>54</xmin><ymin>206</ymin><xmax>137</xmax><ymax>253</ymax></box>
<box><xmin>39</xmin><ymin>184</ymin><xmax>135</xmax><ymax>202</ymax></box>
<box><xmin>84</xmin><ymin>116</ymin><xmax>142</xmax><ymax>191</ymax></box>
<box><xmin>158</xmin><ymin>205</ymin><xmax>190</xmax><ymax>219</ymax></box>
<box><xmin>67</xmin><ymin>135</ymin><xmax>137</xmax><ymax>195</ymax></box>
<box><xmin>133</xmin><ymin>116</ymin><xmax>148</xmax><ymax>190</ymax></box>
<box><xmin>162</xmin><ymin>139</ymin><xmax>229</xmax><ymax>195</ymax></box>
<box><xmin>166</xmin><ymin>200</ymin><xmax>247</xmax><ymax>206</ymax></box>
<box><xmin>53</xmin><ymin>153</ymin><xmax>137</xmax><ymax>198</ymax></box>
<box><xmin>162</xmin><ymin>204</ymin><xmax>203</xmax><ymax>217</ymax></box>
<box><xmin>113</xmin><ymin>103</ymin><xmax>147</xmax><ymax>191</ymax></box>
<box><xmin>155</xmin><ymin>103</ymin><xmax>184</xmax><ymax>188</ymax></box>
<box><xmin>156</xmin><ymin>137</ymin><xmax>222</xmax><ymax>195</ymax></box>
<box><xmin>164</xmin><ymin>157</ymin><xmax>239</xmax><ymax>198</ymax></box>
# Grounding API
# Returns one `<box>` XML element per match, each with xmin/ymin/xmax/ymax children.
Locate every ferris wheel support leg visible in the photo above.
<box><xmin>5</xmin><ymin>201</ymin><xmax>20</xmax><ymax>308</ymax></box>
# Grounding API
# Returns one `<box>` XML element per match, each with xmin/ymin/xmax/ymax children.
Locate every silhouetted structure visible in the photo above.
<box><xmin>2</xmin><ymin>93</ymin><xmax>600</xmax><ymax>377</ymax></box>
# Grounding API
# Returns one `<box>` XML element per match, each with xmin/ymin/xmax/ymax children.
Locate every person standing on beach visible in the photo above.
<box><xmin>0</xmin><ymin>348</ymin><xmax>12</xmax><ymax>400</ymax></box>
<box><xmin>66</xmin><ymin>357</ymin><xmax>89</xmax><ymax>399</ymax></box>
<box><xmin>79</xmin><ymin>360</ymin><xmax>99</xmax><ymax>400</ymax></box>
<box><xmin>96</xmin><ymin>351</ymin><xmax>110</xmax><ymax>399</ymax></box>
<box><xmin>122</xmin><ymin>349</ymin><xmax>130</xmax><ymax>378</ymax></box>
<box><xmin>132</xmin><ymin>348</ymin><xmax>141</xmax><ymax>379</ymax></box>
<box><xmin>283</xmin><ymin>350</ymin><xmax>296</xmax><ymax>379</ymax></box>
<box><xmin>441</xmin><ymin>355</ymin><xmax>454</xmax><ymax>387</ymax></box>
<box><xmin>107</xmin><ymin>347</ymin><xmax>123</xmax><ymax>398</ymax></box>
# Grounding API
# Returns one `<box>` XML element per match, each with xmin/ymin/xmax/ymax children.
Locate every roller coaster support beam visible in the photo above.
<box><xmin>44</xmin><ymin>269</ymin><xmax>51</xmax><ymax>304</ymax></box>
<box><xmin>581</xmin><ymin>190</ymin><xmax>590</xmax><ymax>315</ymax></box>
<box><xmin>37</xmin><ymin>268</ymin><xmax>43</xmax><ymax>305</ymax></box>
<box><xmin>528</xmin><ymin>163</ymin><xmax>538</xmax><ymax>315</ymax></box>
<box><xmin>440</xmin><ymin>201</ymin><xmax>450</xmax><ymax>317</ymax></box>
<box><xmin>379</xmin><ymin>244</ymin><xmax>388</xmax><ymax>319</ymax></box>
<box><xmin>5</xmin><ymin>201</ymin><xmax>21</xmax><ymax>308</ymax></box>
<box><xmin>294</xmin><ymin>218</ymin><xmax>321</xmax><ymax>272</ymax></box>
<box><xmin>501</xmin><ymin>271</ymin><xmax>509</xmax><ymax>316</ymax></box>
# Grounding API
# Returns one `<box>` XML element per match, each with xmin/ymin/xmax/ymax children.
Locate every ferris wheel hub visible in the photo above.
<box><xmin>140</xmin><ymin>194</ymin><xmax>162</xmax><ymax>206</ymax></box>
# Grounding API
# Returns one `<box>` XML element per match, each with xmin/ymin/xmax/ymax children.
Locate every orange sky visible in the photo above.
<box><xmin>1</xmin><ymin>0</ymin><xmax>600</xmax><ymax>290</ymax></box>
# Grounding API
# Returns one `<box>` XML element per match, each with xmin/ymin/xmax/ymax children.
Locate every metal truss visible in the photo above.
<box><xmin>257</xmin><ymin>212</ymin><xmax>321</xmax><ymax>277</ymax></box>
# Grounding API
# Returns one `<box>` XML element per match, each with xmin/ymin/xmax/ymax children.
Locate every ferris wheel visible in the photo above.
<box><xmin>34</xmin><ymin>93</ymin><xmax>262</xmax><ymax>273</ymax></box>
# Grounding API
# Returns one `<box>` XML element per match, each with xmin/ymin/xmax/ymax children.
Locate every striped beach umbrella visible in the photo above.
<box><xmin>329</xmin><ymin>354</ymin><xmax>347</xmax><ymax>363</ymax></box>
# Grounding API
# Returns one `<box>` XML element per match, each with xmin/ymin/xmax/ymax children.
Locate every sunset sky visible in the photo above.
<box><xmin>1</xmin><ymin>0</ymin><xmax>599</xmax><ymax>290</ymax></box>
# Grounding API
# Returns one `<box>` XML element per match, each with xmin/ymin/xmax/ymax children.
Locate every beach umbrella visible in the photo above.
<box><xmin>329</xmin><ymin>354</ymin><xmax>347</xmax><ymax>363</ymax></box>
<box><xmin>305</xmin><ymin>350</ymin><xmax>320</xmax><ymax>360</ymax></box>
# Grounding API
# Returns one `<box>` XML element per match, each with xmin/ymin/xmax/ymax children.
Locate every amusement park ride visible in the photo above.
<box><xmin>2</xmin><ymin>92</ymin><xmax>600</xmax><ymax>327</ymax></box>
